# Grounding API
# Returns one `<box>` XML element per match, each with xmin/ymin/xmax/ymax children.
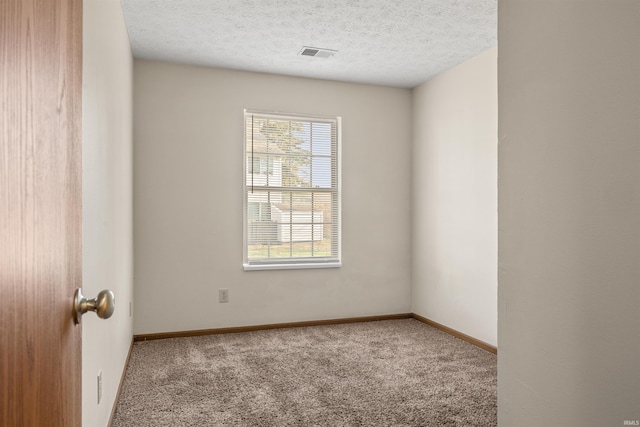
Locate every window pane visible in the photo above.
<box><xmin>311</xmin><ymin>157</ymin><xmax>332</xmax><ymax>188</ymax></box>
<box><xmin>311</xmin><ymin>122</ymin><xmax>332</xmax><ymax>157</ymax></box>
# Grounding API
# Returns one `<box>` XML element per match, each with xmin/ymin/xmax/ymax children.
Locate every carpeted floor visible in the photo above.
<box><xmin>112</xmin><ymin>319</ymin><xmax>496</xmax><ymax>426</ymax></box>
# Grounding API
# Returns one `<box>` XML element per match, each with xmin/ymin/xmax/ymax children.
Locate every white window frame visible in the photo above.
<box><xmin>243</xmin><ymin>109</ymin><xmax>342</xmax><ymax>271</ymax></box>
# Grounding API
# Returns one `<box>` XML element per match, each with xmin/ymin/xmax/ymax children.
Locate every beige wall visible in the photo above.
<box><xmin>498</xmin><ymin>1</ymin><xmax>640</xmax><ymax>425</ymax></box>
<box><xmin>411</xmin><ymin>47</ymin><xmax>498</xmax><ymax>346</ymax></box>
<box><xmin>133</xmin><ymin>61</ymin><xmax>412</xmax><ymax>334</ymax></box>
<box><xmin>82</xmin><ymin>0</ymin><xmax>133</xmax><ymax>425</ymax></box>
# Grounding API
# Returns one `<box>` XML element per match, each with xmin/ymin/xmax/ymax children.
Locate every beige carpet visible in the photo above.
<box><xmin>113</xmin><ymin>319</ymin><xmax>496</xmax><ymax>426</ymax></box>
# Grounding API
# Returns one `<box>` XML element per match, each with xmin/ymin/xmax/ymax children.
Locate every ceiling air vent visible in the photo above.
<box><xmin>299</xmin><ymin>46</ymin><xmax>337</xmax><ymax>58</ymax></box>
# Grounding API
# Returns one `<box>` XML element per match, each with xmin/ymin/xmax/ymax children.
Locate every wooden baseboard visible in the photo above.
<box><xmin>411</xmin><ymin>313</ymin><xmax>497</xmax><ymax>354</ymax></box>
<box><xmin>108</xmin><ymin>336</ymin><xmax>134</xmax><ymax>427</ymax></box>
<box><xmin>132</xmin><ymin>313</ymin><xmax>496</xmax><ymax>355</ymax></box>
<box><xmin>133</xmin><ymin>313</ymin><xmax>413</xmax><ymax>341</ymax></box>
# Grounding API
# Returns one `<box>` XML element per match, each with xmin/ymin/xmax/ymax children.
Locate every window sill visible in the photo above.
<box><xmin>243</xmin><ymin>262</ymin><xmax>342</xmax><ymax>271</ymax></box>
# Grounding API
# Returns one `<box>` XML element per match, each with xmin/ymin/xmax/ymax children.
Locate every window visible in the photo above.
<box><xmin>244</xmin><ymin>110</ymin><xmax>341</xmax><ymax>270</ymax></box>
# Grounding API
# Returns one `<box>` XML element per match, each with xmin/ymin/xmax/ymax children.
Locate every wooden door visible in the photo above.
<box><xmin>0</xmin><ymin>0</ymin><xmax>83</xmax><ymax>426</ymax></box>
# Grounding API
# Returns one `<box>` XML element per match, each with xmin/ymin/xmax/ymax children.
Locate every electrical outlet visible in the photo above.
<box><xmin>219</xmin><ymin>288</ymin><xmax>229</xmax><ymax>303</ymax></box>
<box><xmin>97</xmin><ymin>370</ymin><xmax>102</xmax><ymax>404</ymax></box>
<box><xmin>129</xmin><ymin>301</ymin><xmax>132</xmax><ymax>317</ymax></box>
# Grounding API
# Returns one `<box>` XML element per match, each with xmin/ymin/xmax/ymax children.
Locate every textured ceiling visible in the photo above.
<box><xmin>120</xmin><ymin>0</ymin><xmax>497</xmax><ymax>88</ymax></box>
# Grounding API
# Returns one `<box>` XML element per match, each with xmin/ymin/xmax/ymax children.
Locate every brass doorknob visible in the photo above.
<box><xmin>73</xmin><ymin>288</ymin><xmax>115</xmax><ymax>325</ymax></box>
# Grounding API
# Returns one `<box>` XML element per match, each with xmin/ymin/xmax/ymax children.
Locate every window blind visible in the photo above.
<box><xmin>243</xmin><ymin>110</ymin><xmax>341</xmax><ymax>270</ymax></box>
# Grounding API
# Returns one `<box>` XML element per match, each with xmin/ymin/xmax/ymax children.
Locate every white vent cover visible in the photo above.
<box><xmin>299</xmin><ymin>46</ymin><xmax>337</xmax><ymax>58</ymax></box>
